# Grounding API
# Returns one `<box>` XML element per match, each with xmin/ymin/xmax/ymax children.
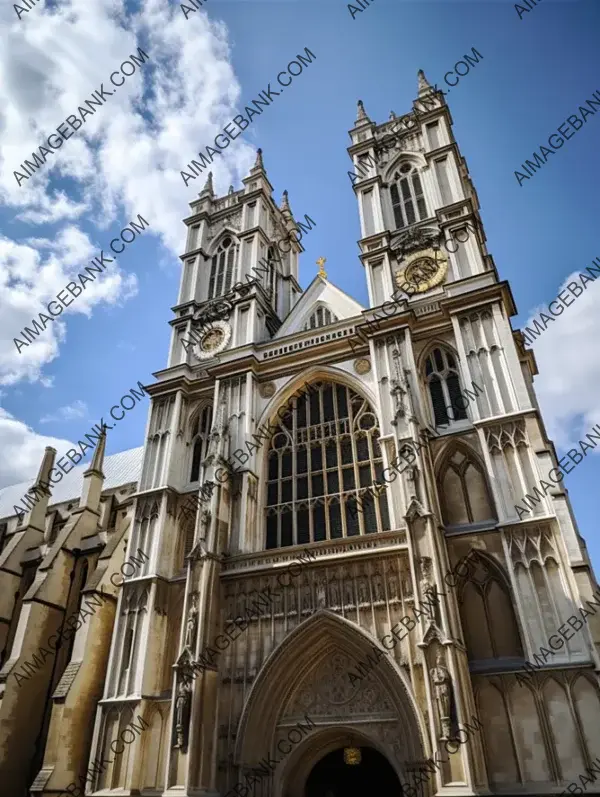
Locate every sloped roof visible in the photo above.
<box><xmin>0</xmin><ymin>446</ymin><xmax>144</xmax><ymax>522</ymax></box>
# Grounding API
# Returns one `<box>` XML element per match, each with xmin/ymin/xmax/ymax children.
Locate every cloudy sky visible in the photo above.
<box><xmin>1</xmin><ymin>0</ymin><xmax>599</xmax><ymax>566</ymax></box>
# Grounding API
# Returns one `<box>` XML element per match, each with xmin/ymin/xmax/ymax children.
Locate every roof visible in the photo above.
<box><xmin>0</xmin><ymin>446</ymin><xmax>144</xmax><ymax>522</ymax></box>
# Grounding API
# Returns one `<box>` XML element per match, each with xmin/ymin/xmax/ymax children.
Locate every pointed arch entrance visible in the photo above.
<box><xmin>234</xmin><ymin>611</ymin><xmax>428</xmax><ymax>797</ymax></box>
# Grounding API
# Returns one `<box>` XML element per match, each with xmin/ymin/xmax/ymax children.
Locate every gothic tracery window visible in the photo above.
<box><xmin>390</xmin><ymin>162</ymin><xmax>427</xmax><ymax>229</ymax></box>
<box><xmin>265</xmin><ymin>381</ymin><xmax>390</xmax><ymax>549</ymax></box>
<box><xmin>189</xmin><ymin>405</ymin><xmax>213</xmax><ymax>483</ymax></box>
<box><xmin>425</xmin><ymin>346</ymin><xmax>468</xmax><ymax>428</ymax></box>
<box><xmin>208</xmin><ymin>236</ymin><xmax>238</xmax><ymax>299</ymax></box>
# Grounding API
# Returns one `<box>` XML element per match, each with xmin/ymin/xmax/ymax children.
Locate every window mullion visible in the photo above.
<box><xmin>292</xmin><ymin>414</ymin><xmax>298</xmax><ymax>546</ymax></box>
<box><xmin>440</xmin><ymin>377</ymin><xmax>453</xmax><ymax>424</ymax></box>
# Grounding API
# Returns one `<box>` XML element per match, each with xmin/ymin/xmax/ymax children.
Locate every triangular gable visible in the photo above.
<box><xmin>276</xmin><ymin>276</ymin><xmax>364</xmax><ymax>338</ymax></box>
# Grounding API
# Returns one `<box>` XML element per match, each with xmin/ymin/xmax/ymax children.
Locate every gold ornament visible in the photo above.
<box><xmin>201</xmin><ymin>328</ymin><xmax>224</xmax><ymax>352</ymax></box>
<box><xmin>354</xmin><ymin>358</ymin><xmax>371</xmax><ymax>375</ymax></box>
<box><xmin>316</xmin><ymin>256</ymin><xmax>327</xmax><ymax>278</ymax></box>
<box><xmin>395</xmin><ymin>247</ymin><xmax>448</xmax><ymax>294</ymax></box>
<box><xmin>344</xmin><ymin>747</ymin><xmax>361</xmax><ymax>766</ymax></box>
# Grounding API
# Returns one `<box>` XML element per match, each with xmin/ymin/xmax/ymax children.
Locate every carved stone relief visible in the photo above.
<box><xmin>282</xmin><ymin>652</ymin><xmax>394</xmax><ymax>720</ymax></box>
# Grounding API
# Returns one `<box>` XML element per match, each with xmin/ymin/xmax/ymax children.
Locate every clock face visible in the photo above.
<box><xmin>396</xmin><ymin>248</ymin><xmax>448</xmax><ymax>294</ymax></box>
<box><xmin>201</xmin><ymin>328</ymin><xmax>224</xmax><ymax>352</ymax></box>
<box><xmin>193</xmin><ymin>319</ymin><xmax>231</xmax><ymax>361</ymax></box>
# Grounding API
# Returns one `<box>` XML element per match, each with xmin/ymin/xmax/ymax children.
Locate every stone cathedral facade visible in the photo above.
<box><xmin>2</xmin><ymin>72</ymin><xmax>600</xmax><ymax>797</ymax></box>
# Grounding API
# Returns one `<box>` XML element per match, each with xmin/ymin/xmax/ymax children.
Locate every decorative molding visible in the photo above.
<box><xmin>354</xmin><ymin>358</ymin><xmax>371</xmax><ymax>375</ymax></box>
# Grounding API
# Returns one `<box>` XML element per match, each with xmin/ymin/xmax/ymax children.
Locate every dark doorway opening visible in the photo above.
<box><xmin>305</xmin><ymin>745</ymin><xmax>402</xmax><ymax>797</ymax></box>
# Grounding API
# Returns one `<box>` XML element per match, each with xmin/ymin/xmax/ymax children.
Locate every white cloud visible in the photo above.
<box><xmin>521</xmin><ymin>270</ymin><xmax>600</xmax><ymax>451</ymax></box>
<box><xmin>40</xmin><ymin>399</ymin><xmax>88</xmax><ymax>424</ymax></box>
<box><xmin>0</xmin><ymin>0</ymin><xmax>256</xmax><ymax>487</ymax></box>
<box><xmin>0</xmin><ymin>0</ymin><xmax>256</xmax><ymax>386</ymax></box>
<box><xmin>0</xmin><ymin>407</ymin><xmax>74</xmax><ymax>489</ymax></box>
<box><xmin>0</xmin><ymin>227</ymin><xmax>138</xmax><ymax>386</ymax></box>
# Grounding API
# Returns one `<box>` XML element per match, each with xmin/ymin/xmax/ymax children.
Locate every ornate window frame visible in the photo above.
<box><xmin>262</xmin><ymin>379</ymin><xmax>391</xmax><ymax>549</ymax></box>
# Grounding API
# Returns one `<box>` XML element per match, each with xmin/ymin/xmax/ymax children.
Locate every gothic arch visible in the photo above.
<box><xmin>256</xmin><ymin>368</ymin><xmax>391</xmax><ymax>548</ymax></box>
<box><xmin>419</xmin><ymin>342</ymin><xmax>471</xmax><ymax>431</ymax></box>
<box><xmin>256</xmin><ymin>366</ymin><xmax>380</xmax><ymax>430</ymax></box>
<box><xmin>206</xmin><ymin>227</ymin><xmax>239</xmax><ymax>256</ymax></box>
<box><xmin>434</xmin><ymin>440</ymin><xmax>496</xmax><ymax>526</ymax></box>
<box><xmin>456</xmin><ymin>551</ymin><xmax>524</xmax><ymax>663</ymax></box>
<box><xmin>207</xmin><ymin>232</ymin><xmax>239</xmax><ymax>299</ymax></box>
<box><xmin>186</xmin><ymin>402</ymin><xmax>213</xmax><ymax>485</ymax></box>
<box><xmin>278</xmin><ymin>724</ymin><xmax>406</xmax><ymax>797</ymax></box>
<box><xmin>234</xmin><ymin>610</ymin><xmax>428</xmax><ymax>772</ymax></box>
<box><xmin>383</xmin><ymin>151</ymin><xmax>427</xmax><ymax>184</ymax></box>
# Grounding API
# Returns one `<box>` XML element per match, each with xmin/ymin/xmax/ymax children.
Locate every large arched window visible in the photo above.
<box><xmin>265</xmin><ymin>381</ymin><xmax>391</xmax><ymax>548</ymax></box>
<box><xmin>189</xmin><ymin>405</ymin><xmax>212</xmax><ymax>483</ymax></box>
<box><xmin>438</xmin><ymin>444</ymin><xmax>496</xmax><ymax>526</ymax></box>
<box><xmin>425</xmin><ymin>346</ymin><xmax>468</xmax><ymax>428</ymax></box>
<box><xmin>208</xmin><ymin>236</ymin><xmax>238</xmax><ymax>299</ymax></box>
<box><xmin>389</xmin><ymin>163</ymin><xmax>427</xmax><ymax>229</ymax></box>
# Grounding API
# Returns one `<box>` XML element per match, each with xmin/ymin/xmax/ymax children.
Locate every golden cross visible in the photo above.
<box><xmin>316</xmin><ymin>256</ymin><xmax>327</xmax><ymax>278</ymax></box>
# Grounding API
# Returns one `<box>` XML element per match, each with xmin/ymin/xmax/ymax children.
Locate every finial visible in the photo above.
<box><xmin>254</xmin><ymin>148</ymin><xmax>264</xmax><ymax>170</ymax></box>
<box><xmin>201</xmin><ymin>171</ymin><xmax>214</xmax><ymax>195</ymax></box>
<box><xmin>281</xmin><ymin>189</ymin><xmax>291</xmax><ymax>213</ymax></box>
<box><xmin>417</xmin><ymin>69</ymin><xmax>433</xmax><ymax>96</ymax></box>
<box><xmin>356</xmin><ymin>99</ymin><xmax>370</xmax><ymax>125</ymax></box>
<box><xmin>316</xmin><ymin>256</ymin><xmax>327</xmax><ymax>279</ymax></box>
<box><xmin>389</xmin><ymin>110</ymin><xmax>396</xmax><ymax>120</ymax></box>
<box><xmin>228</xmin><ymin>185</ymin><xmax>234</xmax><ymax>195</ymax></box>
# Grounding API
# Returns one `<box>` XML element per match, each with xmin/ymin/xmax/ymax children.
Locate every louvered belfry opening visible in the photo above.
<box><xmin>265</xmin><ymin>381</ymin><xmax>391</xmax><ymax>549</ymax></box>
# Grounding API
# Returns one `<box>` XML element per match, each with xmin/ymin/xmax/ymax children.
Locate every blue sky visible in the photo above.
<box><xmin>2</xmin><ymin>0</ymin><xmax>600</xmax><ymax>569</ymax></box>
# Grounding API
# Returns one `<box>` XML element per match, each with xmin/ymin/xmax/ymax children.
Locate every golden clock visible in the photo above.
<box><xmin>395</xmin><ymin>247</ymin><xmax>448</xmax><ymax>294</ymax></box>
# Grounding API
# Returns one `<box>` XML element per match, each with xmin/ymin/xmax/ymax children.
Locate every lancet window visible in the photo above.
<box><xmin>265</xmin><ymin>381</ymin><xmax>390</xmax><ymax>548</ymax></box>
<box><xmin>208</xmin><ymin>236</ymin><xmax>238</xmax><ymax>299</ymax></box>
<box><xmin>189</xmin><ymin>405</ymin><xmax>213</xmax><ymax>483</ymax></box>
<box><xmin>303</xmin><ymin>306</ymin><xmax>339</xmax><ymax>330</ymax></box>
<box><xmin>390</xmin><ymin>162</ymin><xmax>428</xmax><ymax>229</ymax></box>
<box><xmin>425</xmin><ymin>346</ymin><xmax>468</xmax><ymax>428</ymax></box>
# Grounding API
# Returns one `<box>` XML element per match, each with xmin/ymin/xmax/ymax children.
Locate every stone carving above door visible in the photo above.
<box><xmin>281</xmin><ymin>650</ymin><xmax>394</xmax><ymax>720</ymax></box>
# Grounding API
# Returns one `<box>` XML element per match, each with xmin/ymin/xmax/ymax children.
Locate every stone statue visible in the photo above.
<box><xmin>419</xmin><ymin>557</ymin><xmax>435</xmax><ymax>600</ymax></box>
<box><xmin>316</xmin><ymin>577</ymin><xmax>327</xmax><ymax>609</ymax></box>
<box><xmin>185</xmin><ymin>594</ymin><xmax>198</xmax><ymax>650</ymax></box>
<box><xmin>430</xmin><ymin>650</ymin><xmax>452</xmax><ymax>740</ymax></box>
<box><xmin>358</xmin><ymin>578</ymin><xmax>369</xmax><ymax>604</ymax></box>
<box><xmin>174</xmin><ymin>676</ymin><xmax>192</xmax><ymax>748</ymax></box>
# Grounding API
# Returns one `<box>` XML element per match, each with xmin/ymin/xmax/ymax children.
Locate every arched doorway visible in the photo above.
<box><xmin>305</xmin><ymin>745</ymin><xmax>402</xmax><ymax>797</ymax></box>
